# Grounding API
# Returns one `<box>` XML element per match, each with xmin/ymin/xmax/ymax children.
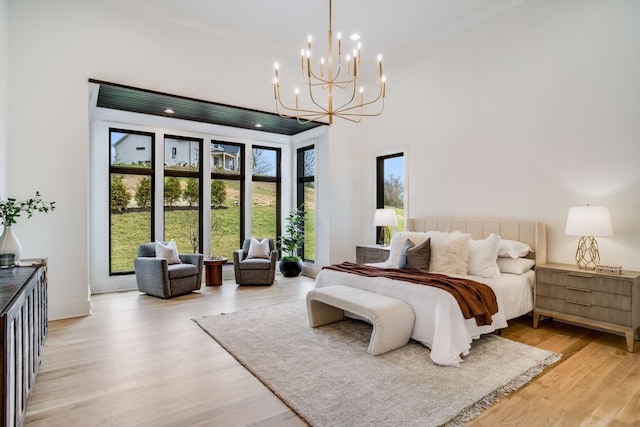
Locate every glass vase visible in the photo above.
<box><xmin>0</xmin><ymin>226</ymin><xmax>23</xmax><ymax>261</ymax></box>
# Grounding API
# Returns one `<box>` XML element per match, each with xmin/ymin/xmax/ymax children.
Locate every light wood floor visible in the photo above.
<box><xmin>26</xmin><ymin>275</ymin><xmax>640</xmax><ymax>426</ymax></box>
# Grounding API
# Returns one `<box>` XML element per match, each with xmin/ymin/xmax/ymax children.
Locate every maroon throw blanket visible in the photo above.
<box><xmin>322</xmin><ymin>262</ymin><xmax>498</xmax><ymax>326</ymax></box>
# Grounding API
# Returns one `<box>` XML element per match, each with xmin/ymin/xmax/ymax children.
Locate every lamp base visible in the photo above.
<box><xmin>575</xmin><ymin>236</ymin><xmax>600</xmax><ymax>270</ymax></box>
<box><xmin>378</xmin><ymin>227</ymin><xmax>392</xmax><ymax>247</ymax></box>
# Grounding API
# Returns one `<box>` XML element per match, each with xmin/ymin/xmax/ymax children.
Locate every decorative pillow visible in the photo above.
<box><xmin>428</xmin><ymin>231</ymin><xmax>470</xmax><ymax>275</ymax></box>
<box><xmin>155</xmin><ymin>240</ymin><xmax>181</xmax><ymax>265</ymax></box>
<box><xmin>247</xmin><ymin>237</ymin><xmax>271</xmax><ymax>259</ymax></box>
<box><xmin>497</xmin><ymin>257</ymin><xmax>536</xmax><ymax>274</ymax></box>
<box><xmin>498</xmin><ymin>239</ymin><xmax>532</xmax><ymax>258</ymax></box>
<box><xmin>467</xmin><ymin>234</ymin><xmax>501</xmax><ymax>278</ymax></box>
<box><xmin>399</xmin><ymin>238</ymin><xmax>431</xmax><ymax>270</ymax></box>
<box><xmin>387</xmin><ymin>231</ymin><xmax>432</xmax><ymax>267</ymax></box>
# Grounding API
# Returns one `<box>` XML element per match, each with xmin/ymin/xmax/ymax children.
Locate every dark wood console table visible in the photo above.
<box><xmin>0</xmin><ymin>262</ymin><xmax>48</xmax><ymax>426</ymax></box>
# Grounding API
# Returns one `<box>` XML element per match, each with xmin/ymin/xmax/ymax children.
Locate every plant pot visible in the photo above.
<box><xmin>279</xmin><ymin>259</ymin><xmax>303</xmax><ymax>277</ymax></box>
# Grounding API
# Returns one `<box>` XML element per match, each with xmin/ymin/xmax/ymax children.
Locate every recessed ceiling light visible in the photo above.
<box><xmin>350</xmin><ymin>33</ymin><xmax>360</xmax><ymax>41</ymax></box>
<box><xmin>164</xmin><ymin>108</ymin><xmax>175</xmax><ymax>114</ymax></box>
<box><xmin>255</xmin><ymin>123</ymin><xmax>263</xmax><ymax>128</ymax></box>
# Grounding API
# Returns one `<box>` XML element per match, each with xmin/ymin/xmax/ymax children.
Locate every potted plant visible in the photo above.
<box><xmin>0</xmin><ymin>191</ymin><xmax>55</xmax><ymax>266</ymax></box>
<box><xmin>278</xmin><ymin>206</ymin><xmax>307</xmax><ymax>277</ymax></box>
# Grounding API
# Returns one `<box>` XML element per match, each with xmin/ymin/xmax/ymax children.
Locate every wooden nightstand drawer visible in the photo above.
<box><xmin>536</xmin><ymin>282</ymin><xmax>632</xmax><ymax>311</ymax></box>
<box><xmin>537</xmin><ymin>269</ymin><xmax>632</xmax><ymax>296</ymax></box>
<box><xmin>536</xmin><ymin>295</ymin><xmax>631</xmax><ymax>327</ymax></box>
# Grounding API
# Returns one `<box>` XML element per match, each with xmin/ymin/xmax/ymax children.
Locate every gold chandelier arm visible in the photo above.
<box><xmin>336</xmin><ymin>99</ymin><xmax>385</xmax><ymax>118</ymax></box>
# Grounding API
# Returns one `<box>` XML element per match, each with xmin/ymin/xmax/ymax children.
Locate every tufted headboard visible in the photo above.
<box><xmin>407</xmin><ymin>217</ymin><xmax>547</xmax><ymax>265</ymax></box>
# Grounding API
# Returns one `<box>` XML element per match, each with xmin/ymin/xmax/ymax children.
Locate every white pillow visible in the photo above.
<box><xmin>497</xmin><ymin>257</ymin><xmax>536</xmax><ymax>274</ymax></box>
<box><xmin>155</xmin><ymin>240</ymin><xmax>181</xmax><ymax>265</ymax></box>
<box><xmin>428</xmin><ymin>231</ymin><xmax>470</xmax><ymax>275</ymax></box>
<box><xmin>468</xmin><ymin>234</ymin><xmax>501</xmax><ymax>278</ymax></box>
<box><xmin>498</xmin><ymin>239</ymin><xmax>532</xmax><ymax>258</ymax></box>
<box><xmin>247</xmin><ymin>237</ymin><xmax>271</xmax><ymax>259</ymax></box>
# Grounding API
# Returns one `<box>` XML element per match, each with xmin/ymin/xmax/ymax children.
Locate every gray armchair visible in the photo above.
<box><xmin>233</xmin><ymin>238</ymin><xmax>277</xmax><ymax>285</ymax></box>
<box><xmin>134</xmin><ymin>242</ymin><xmax>203</xmax><ymax>298</ymax></box>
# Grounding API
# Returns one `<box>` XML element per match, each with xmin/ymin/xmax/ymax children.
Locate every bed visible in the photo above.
<box><xmin>314</xmin><ymin>217</ymin><xmax>547</xmax><ymax>366</ymax></box>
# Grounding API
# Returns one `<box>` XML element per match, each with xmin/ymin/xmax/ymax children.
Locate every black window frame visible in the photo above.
<box><xmin>297</xmin><ymin>144</ymin><xmax>315</xmax><ymax>262</ymax></box>
<box><xmin>163</xmin><ymin>134</ymin><xmax>204</xmax><ymax>253</ymax></box>
<box><xmin>376</xmin><ymin>152</ymin><xmax>404</xmax><ymax>245</ymax></box>
<box><xmin>211</xmin><ymin>140</ymin><xmax>246</xmax><ymax>257</ymax></box>
<box><xmin>251</xmin><ymin>145</ymin><xmax>282</xmax><ymax>245</ymax></box>
<box><xmin>109</xmin><ymin>127</ymin><xmax>155</xmax><ymax>276</ymax></box>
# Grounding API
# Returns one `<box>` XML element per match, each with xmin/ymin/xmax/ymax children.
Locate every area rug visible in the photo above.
<box><xmin>194</xmin><ymin>301</ymin><xmax>560</xmax><ymax>427</ymax></box>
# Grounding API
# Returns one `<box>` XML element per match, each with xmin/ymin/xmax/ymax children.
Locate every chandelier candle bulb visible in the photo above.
<box><xmin>271</xmin><ymin>0</ymin><xmax>386</xmax><ymax>124</ymax></box>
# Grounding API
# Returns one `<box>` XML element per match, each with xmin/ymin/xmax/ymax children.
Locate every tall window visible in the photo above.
<box><xmin>251</xmin><ymin>146</ymin><xmax>281</xmax><ymax>241</ymax></box>
<box><xmin>109</xmin><ymin>128</ymin><xmax>155</xmax><ymax>275</ymax></box>
<box><xmin>376</xmin><ymin>153</ymin><xmax>404</xmax><ymax>243</ymax></box>
<box><xmin>210</xmin><ymin>141</ymin><xmax>245</xmax><ymax>260</ymax></box>
<box><xmin>164</xmin><ymin>136</ymin><xmax>203</xmax><ymax>253</ymax></box>
<box><xmin>297</xmin><ymin>145</ymin><xmax>315</xmax><ymax>262</ymax></box>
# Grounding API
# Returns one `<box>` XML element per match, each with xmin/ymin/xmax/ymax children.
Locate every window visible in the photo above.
<box><xmin>297</xmin><ymin>145</ymin><xmax>315</xmax><ymax>262</ymax></box>
<box><xmin>251</xmin><ymin>146</ymin><xmax>281</xmax><ymax>242</ymax></box>
<box><xmin>210</xmin><ymin>141</ymin><xmax>245</xmax><ymax>261</ymax></box>
<box><xmin>164</xmin><ymin>136</ymin><xmax>203</xmax><ymax>253</ymax></box>
<box><xmin>376</xmin><ymin>153</ymin><xmax>404</xmax><ymax>243</ymax></box>
<box><xmin>109</xmin><ymin>129</ymin><xmax>154</xmax><ymax>275</ymax></box>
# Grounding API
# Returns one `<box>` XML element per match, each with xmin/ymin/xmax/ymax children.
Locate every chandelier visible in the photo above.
<box><xmin>272</xmin><ymin>0</ymin><xmax>386</xmax><ymax>124</ymax></box>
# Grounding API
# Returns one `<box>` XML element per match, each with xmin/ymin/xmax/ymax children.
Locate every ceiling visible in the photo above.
<box><xmin>104</xmin><ymin>0</ymin><xmax>526</xmax><ymax>58</ymax></box>
<box><xmin>96</xmin><ymin>0</ymin><xmax>526</xmax><ymax>135</ymax></box>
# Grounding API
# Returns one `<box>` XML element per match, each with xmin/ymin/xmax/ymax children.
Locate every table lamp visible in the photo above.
<box><xmin>374</xmin><ymin>208</ymin><xmax>397</xmax><ymax>247</ymax></box>
<box><xmin>565</xmin><ymin>205</ymin><xmax>613</xmax><ymax>270</ymax></box>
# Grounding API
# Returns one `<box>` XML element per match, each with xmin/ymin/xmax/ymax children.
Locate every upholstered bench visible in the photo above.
<box><xmin>306</xmin><ymin>285</ymin><xmax>415</xmax><ymax>355</ymax></box>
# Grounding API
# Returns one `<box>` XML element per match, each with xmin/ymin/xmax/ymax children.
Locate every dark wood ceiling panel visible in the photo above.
<box><xmin>92</xmin><ymin>80</ymin><xmax>325</xmax><ymax>136</ymax></box>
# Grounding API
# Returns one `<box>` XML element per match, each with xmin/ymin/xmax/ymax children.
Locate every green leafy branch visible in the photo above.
<box><xmin>0</xmin><ymin>191</ymin><xmax>56</xmax><ymax>226</ymax></box>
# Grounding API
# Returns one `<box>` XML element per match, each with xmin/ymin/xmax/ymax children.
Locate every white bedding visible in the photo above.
<box><xmin>314</xmin><ymin>266</ymin><xmax>534</xmax><ymax>366</ymax></box>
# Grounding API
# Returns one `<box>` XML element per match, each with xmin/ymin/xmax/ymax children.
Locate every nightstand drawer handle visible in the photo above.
<box><xmin>566</xmin><ymin>300</ymin><xmax>592</xmax><ymax>307</ymax></box>
<box><xmin>566</xmin><ymin>287</ymin><xmax>592</xmax><ymax>293</ymax></box>
<box><xmin>567</xmin><ymin>273</ymin><xmax>592</xmax><ymax>279</ymax></box>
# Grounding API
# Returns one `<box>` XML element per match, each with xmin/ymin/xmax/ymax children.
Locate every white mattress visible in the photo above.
<box><xmin>313</xmin><ymin>266</ymin><xmax>534</xmax><ymax>366</ymax></box>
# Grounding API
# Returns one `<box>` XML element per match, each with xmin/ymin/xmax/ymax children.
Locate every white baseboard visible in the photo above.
<box><xmin>48</xmin><ymin>299</ymin><xmax>92</xmax><ymax>320</ymax></box>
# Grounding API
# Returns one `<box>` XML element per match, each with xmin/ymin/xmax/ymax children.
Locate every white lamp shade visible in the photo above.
<box><xmin>565</xmin><ymin>206</ymin><xmax>613</xmax><ymax>237</ymax></box>
<box><xmin>374</xmin><ymin>208</ymin><xmax>398</xmax><ymax>227</ymax></box>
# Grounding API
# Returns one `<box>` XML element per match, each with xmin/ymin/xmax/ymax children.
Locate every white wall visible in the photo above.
<box><xmin>358</xmin><ymin>0</ymin><xmax>640</xmax><ymax>270</ymax></box>
<box><xmin>0</xmin><ymin>0</ymin><xmax>7</xmax><ymax>197</ymax></box>
<box><xmin>7</xmin><ymin>0</ymin><xmax>340</xmax><ymax>318</ymax></box>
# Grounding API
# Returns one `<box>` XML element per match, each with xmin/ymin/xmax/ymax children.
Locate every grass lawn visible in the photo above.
<box><xmin>110</xmin><ymin>180</ymin><xmax>316</xmax><ymax>273</ymax></box>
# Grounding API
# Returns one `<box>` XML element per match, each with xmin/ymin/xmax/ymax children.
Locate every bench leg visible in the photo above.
<box><xmin>307</xmin><ymin>297</ymin><xmax>344</xmax><ymax>327</ymax></box>
<box><xmin>367</xmin><ymin>310</ymin><xmax>414</xmax><ymax>356</ymax></box>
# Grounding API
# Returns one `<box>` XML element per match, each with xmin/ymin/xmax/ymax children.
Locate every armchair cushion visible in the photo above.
<box><xmin>239</xmin><ymin>258</ymin><xmax>274</xmax><ymax>270</ymax></box>
<box><xmin>168</xmin><ymin>263</ymin><xmax>199</xmax><ymax>279</ymax></box>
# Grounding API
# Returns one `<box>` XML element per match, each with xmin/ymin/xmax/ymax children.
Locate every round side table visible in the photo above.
<box><xmin>204</xmin><ymin>257</ymin><xmax>227</xmax><ymax>286</ymax></box>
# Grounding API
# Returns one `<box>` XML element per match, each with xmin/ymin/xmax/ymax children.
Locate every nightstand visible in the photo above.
<box><xmin>534</xmin><ymin>263</ymin><xmax>640</xmax><ymax>352</ymax></box>
<box><xmin>356</xmin><ymin>245</ymin><xmax>390</xmax><ymax>264</ymax></box>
